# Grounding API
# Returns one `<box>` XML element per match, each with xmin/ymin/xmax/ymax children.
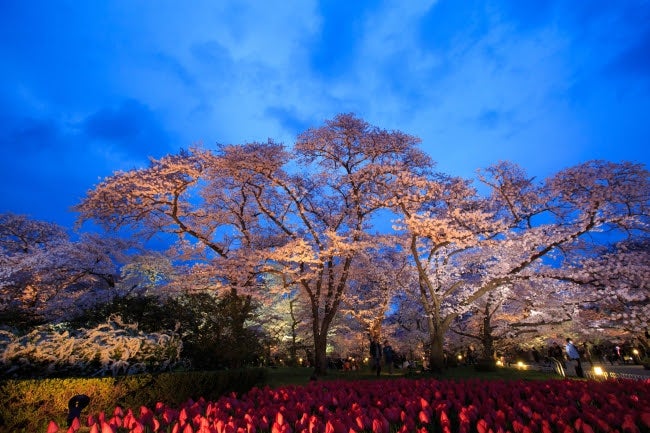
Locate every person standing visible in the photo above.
<box><xmin>565</xmin><ymin>337</ymin><xmax>584</xmax><ymax>378</ymax></box>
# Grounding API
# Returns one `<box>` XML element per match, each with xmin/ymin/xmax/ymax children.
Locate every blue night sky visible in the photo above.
<box><xmin>1</xmin><ymin>1</ymin><xmax>649</xmax><ymax>230</ymax></box>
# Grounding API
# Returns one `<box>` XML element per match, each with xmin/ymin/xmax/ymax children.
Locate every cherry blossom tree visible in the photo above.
<box><xmin>339</xmin><ymin>246</ymin><xmax>408</xmax><ymax>342</ymax></box>
<box><xmin>548</xmin><ymin>237</ymin><xmax>650</xmax><ymax>346</ymax></box>
<box><xmin>390</xmin><ymin>160</ymin><xmax>649</xmax><ymax>371</ymax></box>
<box><xmin>76</xmin><ymin>114</ymin><xmax>431</xmax><ymax>375</ymax></box>
<box><xmin>118</xmin><ymin>252</ymin><xmax>176</xmax><ymax>296</ymax></box>
<box><xmin>0</xmin><ymin>213</ymin><xmax>132</xmax><ymax>326</ymax></box>
<box><xmin>251</xmin><ymin>276</ymin><xmax>313</xmax><ymax>366</ymax></box>
<box><xmin>449</xmin><ymin>279</ymin><xmax>582</xmax><ymax>359</ymax></box>
<box><xmin>212</xmin><ymin>115</ymin><xmax>431</xmax><ymax>375</ymax></box>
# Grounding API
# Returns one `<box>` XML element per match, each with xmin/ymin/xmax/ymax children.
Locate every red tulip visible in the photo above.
<box><xmin>641</xmin><ymin>413</ymin><xmax>650</xmax><ymax>428</ymax></box>
<box><xmin>382</xmin><ymin>406</ymin><xmax>400</xmax><ymax>424</ymax></box>
<box><xmin>512</xmin><ymin>419</ymin><xmax>525</xmax><ymax>433</ymax></box>
<box><xmin>101</xmin><ymin>421</ymin><xmax>116</xmax><ymax>433</ymax></box>
<box><xmin>197</xmin><ymin>424</ymin><xmax>213</xmax><ymax>433</ymax></box>
<box><xmin>622</xmin><ymin>414</ymin><xmax>640</xmax><ymax>433</ymax></box>
<box><xmin>180</xmin><ymin>409</ymin><xmax>189</xmax><ymax>425</ymax></box>
<box><xmin>272</xmin><ymin>420</ymin><xmax>292</xmax><ymax>433</ymax></box>
<box><xmin>47</xmin><ymin>420</ymin><xmax>59</xmax><ymax>433</ymax></box>
<box><xmin>69</xmin><ymin>416</ymin><xmax>81</xmax><ymax>432</ymax></box>
<box><xmin>108</xmin><ymin>415</ymin><xmax>122</xmax><ymax>428</ymax></box>
<box><xmin>494</xmin><ymin>409</ymin><xmax>506</xmax><ymax>426</ymax></box>
<box><xmin>352</xmin><ymin>414</ymin><xmax>366</xmax><ymax>430</ymax></box>
<box><xmin>163</xmin><ymin>408</ymin><xmax>177</xmax><ymax>425</ymax></box>
<box><xmin>336</xmin><ymin>418</ymin><xmax>350</xmax><ymax>433</ymax></box>
<box><xmin>89</xmin><ymin>424</ymin><xmax>99</xmax><ymax>433</ymax></box>
<box><xmin>439</xmin><ymin>410</ymin><xmax>450</xmax><ymax>428</ymax></box>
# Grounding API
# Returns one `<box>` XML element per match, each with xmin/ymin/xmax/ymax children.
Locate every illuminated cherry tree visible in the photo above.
<box><xmin>339</xmin><ymin>246</ymin><xmax>409</xmax><ymax>342</ymax></box>
<box><xmin>449</xmin><ymin>279</ymin><xmax>584</xmax><ymax>358</ymax></box>
<box><xmin>548</xmin><ymin>237</ymin><xmax>650</xmax><ymax>344</ymax></box>
<box><xmin>76</xmin><ymin>114</ymin><xmax>431</xmax><ymax>375</ymax></box>
<box><xmin>0</xmin><ymin>213</ymin><xmax>132</xmax><ymax>324</ymax></box>
<box><xmin>390</xmin><ymin>160</ymin><xmax>649</xmax><ymax>370</ymax></box>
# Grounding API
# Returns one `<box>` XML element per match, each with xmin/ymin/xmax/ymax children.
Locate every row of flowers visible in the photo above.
<box><xmin>48</xmin><ymin>377</ymin><xmax>650</xmax><ymax>433</ymax></box>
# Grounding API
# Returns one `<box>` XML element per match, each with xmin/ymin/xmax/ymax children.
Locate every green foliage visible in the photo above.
<box><xmin>0</xmin><ymin>308</ymin><xmax>47</xmax><ymax>332</ymax></box>
<box><xmin>474</xmin><ymin>359</ymin><xmax>498</xmax><ymax>372</ymax></box>
<box><xmin>164</xmin><ymin>289</ymin><xmax>265</xmax><ymax>370</ymax></box>
<box><xmin>0</xmin><ymin>368</ymin><xmax>266</xmax><ymax>432</ymax></box>
<box><xmin>1</xmin><ymin>288</ymin><xmax>267</xmax><ymax>379</ymax></box>
<box><xmin>70</xmin><ymin>294</ymin><xmax>177</xmax><ymax>333</ymax></box>
<box><xmin>69</xmin><ymin>289</ymin><xmax>266</xmax><ymax>372</ymax></box>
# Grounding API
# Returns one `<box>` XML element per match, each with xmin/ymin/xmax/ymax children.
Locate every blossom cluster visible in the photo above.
<box><xmin>47</xmin><ymin>377</ymin><xmax>649</xmax><ymax>433</ymax></box>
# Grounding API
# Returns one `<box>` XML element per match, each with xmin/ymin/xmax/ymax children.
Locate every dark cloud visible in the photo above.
<box><xmin>265</xmin><ymin>106</ymin><xmax>312</xmax><ymax>136</ymax></box>
<box><xmin>0</xmin><ymin>2</ymin><xmax>115</xmax><ymax>109</ymax></box>
<box><xmin>190</xmin><ymin>40</ymin><xmax>237</xmax><ymax>90</ymax></box>
<box><xmin>151</xmin><ymin>52</ymin><xmax>197</xmax><ymax>89</ymax></box>
<box><xmin>82</xmin><ymin>99</ymin><xmax>172</xmax><ymax>157</ymax></box>
<box><xmin>418</xmin><ymin>0</ymin><xmax>490</xmax><ymax>52</ymax></box>
<box><xmin>0</xmin><ymin>115</ymin><xmax>107</xmax><ymax>228</ymax></box>
<box><xmin>497</xmin><ymin>0</ymin><xmax>557</xmax><ymax>30</ymax></box>
<box><xmin>476</xmin><ymin>109</ymin><xmax>501</xmax><ymax>130</ymax></box>
<box><xmin>0</xmin><ymin>85</ymin><xmax>62</xmax><ymax>153</ymax></box>
<box><xmin>191</xmin><ymin>40</ymin><xmax>233</xmax><ymax>70</ymax></box>
<box><xmin>309</xmin><ymin>0</ymin><xmax>373</xmax><ymax>79</ymax></box>
<box><xmin>1</xmin><ymin>117</ymin><xmax>60</xmax><ymax>152</ymax></box>
<box><xmin>606</xmin><ymin>31</ymin><xmax>650</xmax><ymax>78</ymax></box>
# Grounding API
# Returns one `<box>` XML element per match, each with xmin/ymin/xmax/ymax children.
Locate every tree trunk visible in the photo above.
<box><xmin>480</xmin><ymin>305</ymin><xmax>496</xmax><ymax>360</ymax></box>
<box><xmin>428</xmin><ymin>330</ymin><xmax>445</xmax><ymax>372</ymax></box>
<box><xmin>289</xmin><ymin>299</ymin><xmax>299</xmax><ymax>366</ymax></box>
<box><xmin>313</xmin><ymin>332</ymin><xmax>328</xmax><ymax>375</ymax></box>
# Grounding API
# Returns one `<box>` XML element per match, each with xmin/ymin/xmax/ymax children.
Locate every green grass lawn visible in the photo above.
<box><xmin>263</xmin><ymin>364</ymin><xmax>561</xmax><ymax>388</ymax></box>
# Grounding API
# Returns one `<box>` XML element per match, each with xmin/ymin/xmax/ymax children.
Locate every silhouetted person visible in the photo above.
<box><xmin>67</xmin><ymin>394</ymin><xmax>90</xmax><ymax>426</ymax></box>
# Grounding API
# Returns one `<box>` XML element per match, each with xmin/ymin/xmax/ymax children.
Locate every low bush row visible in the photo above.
<box><xmin>0</xmin><ymin>368</ymin><xmax>267</xmax><ymax>432</ymax></box>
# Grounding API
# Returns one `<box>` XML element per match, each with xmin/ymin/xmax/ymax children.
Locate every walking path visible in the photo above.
<box><xmin>531</xmin><ymin>358</ymin><xmax>650</xmax><ymax>380</ymax></box>
<box><xmin>569</xmin><ymin>362</ymin><xmax>650</xmax><ymax>380</ymax></box>
<box><xmin>596</xmin><ymin>363</ymin><xmax>650</xmax><ymax>379</ymax></box>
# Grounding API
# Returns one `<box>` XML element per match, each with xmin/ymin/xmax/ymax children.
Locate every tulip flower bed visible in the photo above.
<box><xmin>48</xmin><ymin>377</ymin><xmax>650</xmax><ymax>433</ymax></box>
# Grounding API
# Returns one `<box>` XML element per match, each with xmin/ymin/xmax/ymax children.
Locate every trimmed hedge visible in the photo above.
<box><xmin>0</xmin><ymin>368</ymin><xmax>267</xmax><ymax>432</ymax></box>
